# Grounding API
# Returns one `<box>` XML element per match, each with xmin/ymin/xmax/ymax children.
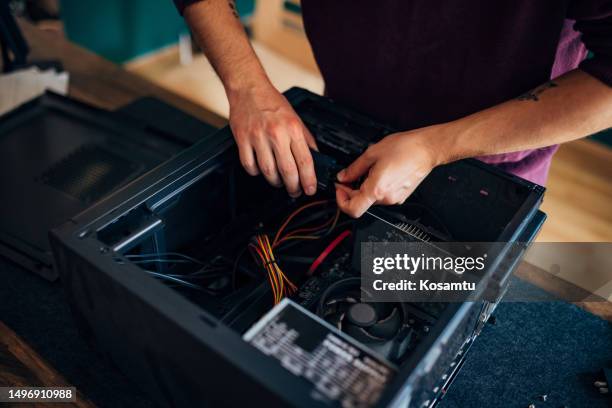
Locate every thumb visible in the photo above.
<box><xmin>337</xmin><ymin>150</ymin><xmax>375</xmax><ymax>183</ymax></box>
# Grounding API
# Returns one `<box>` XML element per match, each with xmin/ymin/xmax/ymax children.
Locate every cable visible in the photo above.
<box><xmin>233</xmin><ymin>200</ymin><xmax>343</xmax><ymax>304</ymax></box>
<box><xmin>274</xmin><ymin>208</ymin><xmax>341</xmax><ymax>248</ymax></box>
<box><xmin>231</xmin><ymin>246</ymin><xmax>249</xmax><ymax>289</ymax></box>
<box><xmin>273</xmin><ymin>235</ymin><xmax>320</xmax><ymax>247</ymax></box>
<box><xmin>273</xmin><ymin>200</ymin><xmax>330</xmax><ymax>246</ymax></box>
<box><xmin>279</xmin><ymin>208</ymin><xmax>340</xmax><ymax>243</ymax></box>
<box><xmin>130</xmin><ymin>259</ymin><xmax>194</xmax><ymax>265</ymax></box>
<box><xmin>251</xmin><ymin>234</ymin><xmax>297</xmax><ymax>304</ymax></box>
<box><xmin>143</xmin><ymin>271</ymin><xmax>204</xmax><ymax>290</ymax></box>
<box><xmin>125</xmin><ymin>252</ymin><xmax>206</xmax><ymax>265</ymax></box>
<box><xmin>283</xmin><ymin>208</ymin><xmax>337</xmax><ymax>236</ymax></box>
<box><xmin>307</xmin><ymin>230</ymin><xmax>352</xmax><ymax>276</ymax></box>
<box><xmin>126</xmin><ymin>251</ymin><xmax>232</xmax><ymax>294</ymax></box>
<box><xmin>188</xmin><ymin>267</ymin><xmax>228</xmax><ymax>276</ymax></box>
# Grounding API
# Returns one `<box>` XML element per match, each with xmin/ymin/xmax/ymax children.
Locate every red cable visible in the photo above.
<box><xmin>307</xmin><ymin>230</ymin><xmax>352</xmax><ymax>276</ymax></box>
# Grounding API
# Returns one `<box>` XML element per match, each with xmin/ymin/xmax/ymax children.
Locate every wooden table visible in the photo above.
<box><xmin>17</xmin><ymin>19</ymin><xmax>226</xmax><ymax>128</ymax></box>
<box><xmin>0</xmin><ymin>322</ymin><xmax>95</xmax><ymax>408</ymax></box>
<box><xmin>1</xmin><ymin>18</ymin><xmax>609</xmax><ymax>408</ymax></box>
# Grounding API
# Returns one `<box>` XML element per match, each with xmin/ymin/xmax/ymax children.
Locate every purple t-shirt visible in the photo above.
<box><xmin>300</xmin><ymin>0</ymin><xmax>612</xmax><ymax>185</ymax></box>
<box><xmin>174</xmin><ymin>0</ymin><xmax>612</xmax><ymax>185</ymax></box>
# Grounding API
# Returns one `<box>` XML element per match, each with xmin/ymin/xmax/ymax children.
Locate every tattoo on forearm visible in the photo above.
<box><xmin>517</xmin><ymin>81</ymin><xmax>558</xmax><ymax>101</ymax></box>
<box><xmin>229</xmin><ymin>0</ymin><xmax>239</xmax><ymax>18</ymax></box>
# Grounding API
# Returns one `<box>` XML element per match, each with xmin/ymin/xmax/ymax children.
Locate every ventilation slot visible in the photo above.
<box><xmin>39</xmin><ymin>144</ymin><xmax>141</xmax><ymax>204</ymax></box>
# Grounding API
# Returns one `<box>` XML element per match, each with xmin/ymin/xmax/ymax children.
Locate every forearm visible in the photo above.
<box><xmin>438</xmin><ymin>70</ymin><xmax>612</xmax><ymax>164</ymax></box>
<box><xmin>184</xmin><ymin>1</ymin><xmax>318</xmax><ymax>196</ymax></box>
<box><xmin>183</xmin><ymin>0</ymin><xmax>270</xmax><ymax>95</ymax></box>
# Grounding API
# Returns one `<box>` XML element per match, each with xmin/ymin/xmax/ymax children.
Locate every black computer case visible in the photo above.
<box><xmin>0</xmin><ymin>92</ymin><xmax>217</xmax><ymax>280</ymax></box>
<box><xmin>50</xmin><ymin>88</ymin><xmax>546</xmax><ymax>407</ymax></box>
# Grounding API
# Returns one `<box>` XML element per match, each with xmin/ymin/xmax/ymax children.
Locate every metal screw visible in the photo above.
<box><xmin>528</xmin><ymin>404</ymin><xmax>535</xmax><ymax>408</ymax></box>
<box><xmin>539</xmin><ymin>395</ymin><xmax>548</xmax><ymax>402</ymax></box>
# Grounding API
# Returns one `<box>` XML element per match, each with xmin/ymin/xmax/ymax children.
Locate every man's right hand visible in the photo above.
<box><xmin>228</xmin><ymin>83</ymin><xmax>318</xmax><ymax>197</ymax></box>
<box><xmin>183</xmin><ymin>0</ymin><xmax>318</xmax><ymax>197</ymax></box>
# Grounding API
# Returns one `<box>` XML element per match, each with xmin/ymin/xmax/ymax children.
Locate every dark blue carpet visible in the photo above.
<box><xmin>1</xmin><ymin>260</ymin><xmax>610</xmax><ymax>408</ymax></box>
<box><xmin>440</xmin><ymin>278</ymin><xmax>612</xmax><ymax>408</ymax></box>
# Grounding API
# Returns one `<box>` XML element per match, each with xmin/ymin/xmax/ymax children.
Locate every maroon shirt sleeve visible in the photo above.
<box><xmin>569</xmin><ymin>0</ymin><xmax>612</xmax><ymax>86</ymax></box>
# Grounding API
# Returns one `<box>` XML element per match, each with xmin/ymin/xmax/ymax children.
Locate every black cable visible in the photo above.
<box><xmin>231</xmin><ymin>246</ymin><xmax>249</xmax><ymax>290</ymax></box>
<box><xmin>125</xmin><ymin>252</ymin><xmax>206</xmax><ymax>265</ymax></box>
<box><xmin>143</xmin><ymin>270</ymin><xmax>204</xmax><ymax>290</ymax></box>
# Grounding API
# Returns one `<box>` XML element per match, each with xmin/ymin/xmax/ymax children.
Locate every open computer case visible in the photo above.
<box><xmin>50</xmin><ymin>88</ymin><xmax>546</xmax><ymax>407</ymax></box>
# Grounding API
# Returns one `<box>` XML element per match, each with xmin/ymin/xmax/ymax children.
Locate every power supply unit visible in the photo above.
<box><xmin>50</xmin><ymin>88</ymin><xmax>546</xmax><ymax>407</ymax></box>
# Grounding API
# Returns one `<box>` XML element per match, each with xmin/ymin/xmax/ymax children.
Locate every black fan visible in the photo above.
<box><xmin>317</xmin><ymin>278</ymin><xmax>413</xmax><ymax>361</ymax></box>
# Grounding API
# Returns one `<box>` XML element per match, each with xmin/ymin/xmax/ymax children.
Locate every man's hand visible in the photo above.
<box><xmin>180</xmin><ymin>0</ymin><xmax>612</xmax><ymax>205</ymax></box>
<box><xmin>335</xmin><ymin>126</ymin><xmax>446</xmax><ymax>218</ymax></box>
<box><xmin>336</xmin><ymin>70</ymin><xmax>612</xmax><ymax>218</ymax></box>
<box><xmin>228</xmin><ymin>83</ymin><xmax>318</xmax><ymax>197</ymax></box>
<box><xmin>183</xmin><ymin>0</ymin><xmax>318</xmax><ymax>197</ymax></box>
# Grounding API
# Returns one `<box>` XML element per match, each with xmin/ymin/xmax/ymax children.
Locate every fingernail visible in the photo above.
<box><xmin>305</xmin><ymin>185</ymin><xmax>316</xmax><ymax>195</ymax></box>
<box><xmin>337</xmin><ymin>169</ymin><xmax>346</xmax><ymax>181</ymax></box>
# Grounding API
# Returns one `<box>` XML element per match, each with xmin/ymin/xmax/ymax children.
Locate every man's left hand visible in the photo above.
<box><xmin>335</xmin><ymin>125</ymin><xmax>448</xmax><ymax>218</ymax></box>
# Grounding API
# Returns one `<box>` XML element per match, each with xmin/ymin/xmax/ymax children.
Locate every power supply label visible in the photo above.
<box><xmin>244</xmin><ymin>299</ymin><xmax>396</xmax><ymax>408</ymax></box>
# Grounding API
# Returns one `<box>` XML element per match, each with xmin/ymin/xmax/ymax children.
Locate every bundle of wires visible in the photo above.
<box><xmin>249</xmin><ymin>235</ymin><xmax>297</xmax><ymax>305</ymax></box>
<box><xmin>272</xmin><ymin>200</ymin><xmax>340</xmax><ymax>248</ymax></box>
<box><xmin>122</xmin><ymin>252</ymin><xmax>230</xmax><ymax>294</ymax></box>
<box><xmin>249</xmin><ymin>200</ymin><xmax>342</xmax><ymax>305</ymax></box>
<box><xmin>120</xmin><ymin>201</ymin><xmax>352</xmax><ymax>304</ymax></box>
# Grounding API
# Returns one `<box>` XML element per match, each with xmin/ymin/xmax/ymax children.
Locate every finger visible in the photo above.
<box><xmin>253</xmin><ymin>136</ymin><xmax>282</xmax><ymax>187</ymax></box>
<box><xmin>302</xmin><ymin>123</ymin><xmax>319</xmax><ymax>151</ymax></box>
<box><xmin>384</xmin><ymin>186</ymin><xmax>411</xmax><ymax>205</ymax></box>
<box><xmin>236</xmin><ymin>139</ymin><xmax>259</xmax><ymax>176</ymax></box>
<box><xmin>335</xmin><ymin>183</ymin><xmax>358</xmax><ymax>199</ymax></box>
<box><xmin>335</xmin><ymin>183</ymin><xmax>357</xmax><ymax>211</ymax></box>
<box><xmin>337</xmin><ymin>148</ymin><xmax>376</xmax><ymax>183</ymax></box>
<box><xmin>270</xmin><ymin>133</ymin><xmax>301</xmax><ymax>197</ymax></box>
<box><xmin>291</xmin><ymin>136</ymin><xmax>317</xmax><ymax>196</ymax></box>
<box><xmin>336</xmin><ymin>179</ymin><xmax>377</xmax><ymax>218</ymax></box>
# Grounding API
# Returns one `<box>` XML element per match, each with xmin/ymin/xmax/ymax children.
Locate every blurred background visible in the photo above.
<box><xmin>6</xmin><ymin>0</ymin><xmax>612</xmax><ymax>246</ymax></box>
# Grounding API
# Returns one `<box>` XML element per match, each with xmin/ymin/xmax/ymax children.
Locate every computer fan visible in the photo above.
<box><xmin>316</xmin><ymin>277</ymin><xmax>413</xmax><ymax>361</ymax></box>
